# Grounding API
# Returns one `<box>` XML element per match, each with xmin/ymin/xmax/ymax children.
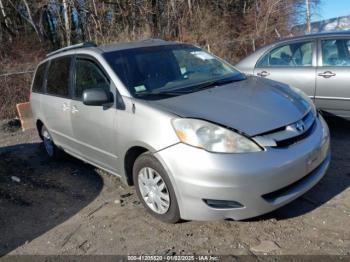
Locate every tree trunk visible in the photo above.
<box><xmin>62</xmin><ymin>0</ymin><xmax>71</xmax><ymax>46</ymax></box>
<box><xmin>188</xmin><ymin>0</ymin><xmax>192</xmax><ymax>16</ymax></box>
<box><xmin>151</xmin><ymin>0</ymin><xmax>158</xmax><ymax>37</ymax></box>
<box><xmin>305</xmin><ymin>0</ymin><xmax>311</xmax><ymax>33</ymax></box>
<box><xmin>0</xmin><ymin>0</ymin><xmax>9</xmax><ymax>28</ymax></box>
<box><xmin>22</xmin><ymin>0</ymin><xmax>42</xmax><ymax>41</ymax></box>
<box><xmin>0</xmin><ymin>0</ymin><xmax>13</xmax><ymax>41</ymax></box>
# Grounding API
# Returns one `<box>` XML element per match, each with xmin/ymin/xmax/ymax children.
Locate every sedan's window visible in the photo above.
<box><xmin>74</xmin><ymin>58</ymin><xmax>110</xmax><ymax>99</ymax></box>
<box><xmin>103</xmin><ymin>44</ymin><xmax>244</xmax><ymax>98</ymax></box>
<box><xmin>321</xmin><ymin>39</ymin><xmax>350</xmax><ymax>66</ymax></box>
<box><xmin>46</xmin><ymin>57</ymin><xmax>71</xmax><ymax>97</ymax></box>
<box><xmin>32</xmin><ymin>62</ymin><xmax>47</xmax><ymax>93</ymax></box>
<box><xmin>257</xmin><ymin>42</ymin><xmax>314</xmax><ymax>67</ymax></box>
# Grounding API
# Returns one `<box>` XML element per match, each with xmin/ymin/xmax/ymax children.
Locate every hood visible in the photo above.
<box><xmin>148</xmin><ymin>77</ymin><xmax>310</xmax><ymax>136</ymax></box>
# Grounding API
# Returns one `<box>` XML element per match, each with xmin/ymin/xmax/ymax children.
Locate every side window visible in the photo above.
<box><xmin>74</xmin><ymin>58</ymin><xmax>110</xmax><ymax>99</ymax></box>
<box><xmin>257</xmin><ymin>42</ymin><xmax>314</xmax><ymax>67</ymax></box>
<box><xmin>321</xmin><ymin>39</ymin><xmax>350</xmax><ymax>66</ymax></box>
<box><xmin>32</xmin><ymin>62</ymin><xmax>47</xmax><ymax>93</ymax></box>
<box><xmin>46</xmin><ymin>57</ymin><xmax>71</xmax><ymax>97</ymax></box>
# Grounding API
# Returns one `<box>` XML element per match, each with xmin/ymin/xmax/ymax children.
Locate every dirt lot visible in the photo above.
<box><xmin>0</xmin><ymin>117</ymin><xmax>349</xmax><ymax>256</ymax></box>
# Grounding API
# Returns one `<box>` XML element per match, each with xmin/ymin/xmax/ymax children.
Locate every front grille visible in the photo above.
<box><xmin>253</xmin><ymin>110</ymin><xmax>316</xmax><ymax>148</ymax></box>
<box><xmin>276</xmin><ymin>120</ymin><xmax>316</xmax><ymax>147</ymax></box>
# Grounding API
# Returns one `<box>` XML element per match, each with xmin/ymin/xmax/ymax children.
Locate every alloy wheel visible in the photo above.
<box><xmin>138</xmin><ymin>167</ymin><xmax>170</xmax><ymax>214</ymax></box>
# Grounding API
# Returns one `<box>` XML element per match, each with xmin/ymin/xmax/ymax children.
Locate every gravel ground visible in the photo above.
<box><xmin>0</xmin><ymin>117</ymin><xmax>349</xmax><ymax>256</ymax></box>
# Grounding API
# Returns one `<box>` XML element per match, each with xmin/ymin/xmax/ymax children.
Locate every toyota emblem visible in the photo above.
<box><xmin>295</xmin><ymin>121</ymin><xmax>305</xmax><ymax>132</ymax></box>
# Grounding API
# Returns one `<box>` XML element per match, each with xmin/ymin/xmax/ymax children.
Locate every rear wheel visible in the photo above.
<box><xmin>41</xmin><ymin>125</ymin><xmax>63</xmax><ymax>159</ymax></box>
<box><xmin>133</xmin><ymin>154</ymin><xmax>180</xmax><ymax>223</ymax></box>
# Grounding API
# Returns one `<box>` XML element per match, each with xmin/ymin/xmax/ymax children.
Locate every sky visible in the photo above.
<box><xmin>312</xmin><ymin>0</ymin><xmax>350</xmax><ymax>22</ymax></box>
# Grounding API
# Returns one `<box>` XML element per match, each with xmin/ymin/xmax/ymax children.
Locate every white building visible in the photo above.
<box><xmin>292</xmin><ymin>15</ymin><xmax>350</xmax><ymax>35</ymax></box>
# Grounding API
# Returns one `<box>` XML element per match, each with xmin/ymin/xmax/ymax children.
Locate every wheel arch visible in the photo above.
<box><xmin>36</xmin><ymin>119</ymin><xmax>44</xmax><ymax>140</ymax></box>
<box><xmin>123</xmin><ymin>146</ymin><xmax>150</xmax><ymax>186</ymax></box>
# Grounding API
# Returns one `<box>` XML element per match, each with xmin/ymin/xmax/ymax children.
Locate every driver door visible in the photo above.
<box><xmin>70</xmin><ymin>56</ymin><xmax>118</xmax><ymax>172</ymax></box>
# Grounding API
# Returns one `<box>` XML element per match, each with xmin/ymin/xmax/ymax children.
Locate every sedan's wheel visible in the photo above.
<box><xmin>133</xmin><ymin>154</ymin><xmax>180</xmax><ymax>223</ymax></box>
<box><xmin>41</xmin><ymin>125</ymin><xmax>62</xmax><ymax>159</ymax></box>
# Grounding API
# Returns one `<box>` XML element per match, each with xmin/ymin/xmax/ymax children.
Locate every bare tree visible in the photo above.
<box><xmin>0</xmin><ymin>0</ymin><xmax>322</xmax><ymax>57</ymax></box>
<box><xmin>22</xmin><ymin>0</ymin><xmax>42</xmax><ymax>41</ymax></box>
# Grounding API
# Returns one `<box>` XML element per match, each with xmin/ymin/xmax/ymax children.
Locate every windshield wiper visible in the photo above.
<box><xmin>182</xmin><ymin>76</ymin><xmax>244</xmax><ymax>93</ymax></box>
<box><xmin>134</xmin><ymin>75</ymin><xmax>245</xmax><ymax>97</ymax></box>
<box><xmin>134</xmin><ymin>89</ymin><xmax>189</xmax><ymax>97</ymax></box>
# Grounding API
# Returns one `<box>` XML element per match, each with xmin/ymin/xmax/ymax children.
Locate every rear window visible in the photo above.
<box><xmin>46</xmin><ymin>56</ymin><xmax>71</xmax><ymax>97</ymax></box>
<box><xmin>32</xmin><ymin>63</ymin><xmax>47</xmax><ymax>93</ymax></box>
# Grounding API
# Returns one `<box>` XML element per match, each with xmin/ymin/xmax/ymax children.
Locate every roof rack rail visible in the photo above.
<box><xmin>46</xmin><ymin>42</ymin><xmax>97</xmax><ymax>57</ymax></box>
<box><xmin>140</xmin><ymin>38</ymin><xmax>166</xmax><ymax>42</ymax></box>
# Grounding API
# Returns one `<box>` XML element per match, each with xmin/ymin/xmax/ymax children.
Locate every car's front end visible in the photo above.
<box><xmin>154</xmin><ymin>110</ymin><xmax>330</xmax><ymax>220</ymax></box>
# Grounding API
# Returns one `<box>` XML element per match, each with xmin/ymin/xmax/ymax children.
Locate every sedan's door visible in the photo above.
<box><xmin>254</xmin><ymin>40</ymin><xmax>317</xmax><ymax>99</ymax></box>
<box><xmin>42</xmin><ymin>56</ymin><xmax>74</xmax><ymax>151</ymax></box>
<box><xmin>70</xmin><ymin>56</ymin><xmax>118</xmax><ymax>172</ymax></box>
<box><xmin>315</xmin><ymin>38</ymin><xmax>350</xmax><ymax>118</ymax></box>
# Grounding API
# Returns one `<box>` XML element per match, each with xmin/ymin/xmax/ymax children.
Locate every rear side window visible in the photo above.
<box><xmin>321</xmin><ymin>39</ymin><xmax>350</xmax><ymax>66</ymax></box>
<box><xmin>257</xmin><ymin>41</ymin><xmax>314</xmax><ymax>67</ymax></box>
<box><xmin>32</xmin><ymin>63</ymin><xmax>47</xmax><ymax>93</ymax></box>
<box><xmin>46</xmin><ymin>57</ymin><xmax>71</xmax><ymax>97</ymax></box>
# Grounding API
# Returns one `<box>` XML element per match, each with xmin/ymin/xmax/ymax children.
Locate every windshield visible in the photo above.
<box><xmin>103</xmin><ymin>44</ymin><xmax>245</xmax><ymax>98</ymax></box>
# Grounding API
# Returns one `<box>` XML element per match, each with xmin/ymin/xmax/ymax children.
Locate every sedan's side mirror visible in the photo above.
<box><xmin>82</xmin><ymin>88</ymin><xmax>113</xmax><ymax>106</ymax></box>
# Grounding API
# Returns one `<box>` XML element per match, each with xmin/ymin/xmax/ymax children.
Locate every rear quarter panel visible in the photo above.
<box><xmin>30</xmin><ymin>92</ymin><xmax>44</xmax><ymax>128</ymax></box>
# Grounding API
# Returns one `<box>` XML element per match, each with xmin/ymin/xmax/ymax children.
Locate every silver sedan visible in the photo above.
<box><xmin>236</xmin><ymin>31</ymin><xmax>350</xmax><ymax>120</ymax></box>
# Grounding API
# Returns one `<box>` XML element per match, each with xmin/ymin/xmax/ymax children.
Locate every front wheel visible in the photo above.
<box><xmin>133</xmin><ymin>154</ymin><xmax>180</xmax><ymax>223</ymax></box>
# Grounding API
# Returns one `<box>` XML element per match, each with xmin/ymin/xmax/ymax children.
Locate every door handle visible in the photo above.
<box><xmin>318</xmin><ymin>71</ymin><xmax>336</xmax><ymax>78</ymax></box>
<box><xmin>72</xmin><ymin>107</ymin><xmax>79</xmax><ymax>114</ymax></box>
<box><xmin>257</xmin><ymin>71</ymin><xmax>270</xmax><ymax>77</ymax></box>
<box><xmin>62</xmin><ymin>103</ymin><xmax>70</xmax><ymax>112</ymax></box>
<box><xmin>71</xmin><ymin>105</ymin><xmax>79</xmax><ymax>114</ymax></box>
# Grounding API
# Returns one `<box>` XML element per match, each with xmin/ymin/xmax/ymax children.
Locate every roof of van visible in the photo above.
<box><xmin>46</xmin><ymin>39</ymin><xmax>181</xmax><ymax>58</ymax></box>
<box><xmin>98</xmin><ymin>39</ymin><xmax>180</xmax><ymax>52</ymax></box>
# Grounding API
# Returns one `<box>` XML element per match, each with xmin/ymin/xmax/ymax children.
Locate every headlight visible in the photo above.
<box><xmin>289</xmin><ymin>85</ymin><xmax>317</xmax><ymax>116</ymax></box>
<box><xmin>171</xmin><ymin>118</ymin><xmax>262</xmax><ymax>153</ymax></box>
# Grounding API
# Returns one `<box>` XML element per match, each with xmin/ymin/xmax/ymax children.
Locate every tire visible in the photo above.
<box><xmin>41</xmin><ymin>125</ymin><xmax>63</xmax><ymax>159</ymax></box>
<box><xmin>133</xmin><ymin>153</ymin><xmax>180</xmax><ymax>223</ymax></box>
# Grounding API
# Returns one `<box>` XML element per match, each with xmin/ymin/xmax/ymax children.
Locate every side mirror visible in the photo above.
<box><xmin>82</xmin><ymin>88</ymin><xmax>113</xmax><ymax>106</ymax></box>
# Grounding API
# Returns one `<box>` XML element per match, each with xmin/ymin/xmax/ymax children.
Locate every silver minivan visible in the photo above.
<box><xmin>30</xmin><ymin>39</ymin><xmax>330</xmax><ymax>223</ymax></box>
<box><xmin>236</xmin><ymin>31</ymin><xmax>350</xmax><ymax>119</ymax></box>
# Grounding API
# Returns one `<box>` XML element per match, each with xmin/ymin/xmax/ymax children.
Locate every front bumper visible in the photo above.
<box><xmin>154</xmin><ymin>116</ymin><xmax>331</xmax><ymax>221</ymax></box>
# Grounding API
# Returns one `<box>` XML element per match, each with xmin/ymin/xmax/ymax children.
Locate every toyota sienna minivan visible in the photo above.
<box><xmin>30</xmin><ymin>39</ymin><xmax>330</xmax><ymax>223</ymax></box>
